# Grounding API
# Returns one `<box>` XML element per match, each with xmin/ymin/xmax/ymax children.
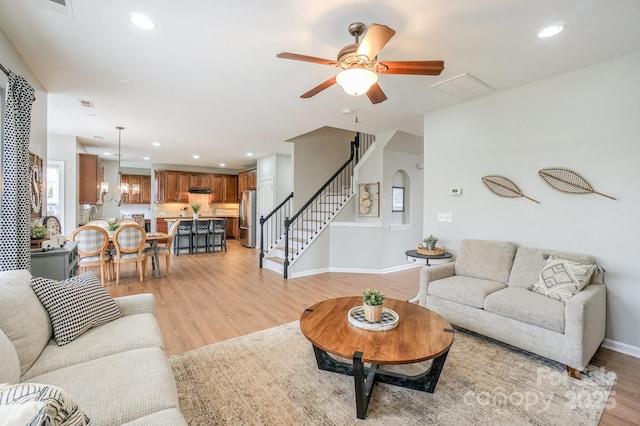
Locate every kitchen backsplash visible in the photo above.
<box><xmin>155</xmin><ymin>194</ymin><xmax>239</xmax><ymax>218</ymax></box>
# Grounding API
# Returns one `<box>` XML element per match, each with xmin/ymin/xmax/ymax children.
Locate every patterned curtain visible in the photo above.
<box><xmin>0</xmin><ymin>71</ymin><xmax>36</xmax><ymax>271</ymax></box>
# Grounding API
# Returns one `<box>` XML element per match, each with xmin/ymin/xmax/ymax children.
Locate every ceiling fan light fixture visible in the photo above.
<box><xmin>336</xmin><ymin>68</ymin><xmax>378</xmax><ymax>96</ymax></box>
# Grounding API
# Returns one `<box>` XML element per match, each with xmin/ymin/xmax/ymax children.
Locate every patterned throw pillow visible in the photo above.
<box><xmin>31</xmin><ymin>272</ymin><xmax>121</xmax><ymax>346</ymax></box>
<box><xmin>0</xmin><ymin>382</ymin><xmax>92</xmax><ymax>425</ymax></box>
<box><xmin>529</xmin><ymin>255</ymin><xmax>596</xmax><ymax>302</ymax></box>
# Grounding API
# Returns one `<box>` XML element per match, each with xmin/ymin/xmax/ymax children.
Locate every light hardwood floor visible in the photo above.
<box><xmin>103</xmin><ymin>240</ymin><xmax>638</xmax><ymax>425</ymax></box>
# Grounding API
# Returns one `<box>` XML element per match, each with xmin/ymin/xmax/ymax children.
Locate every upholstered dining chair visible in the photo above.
<box><xmin>144</xmin><ymin>220</ymin><xmax>179</xmax><ymax>274</ymax></box>
<box><xmin>70</xmin><ymin>225</ymin><xmax>111</xmax><ymax>286</ymax></box>
<box><xmin>111</xmin><ymin>223</ymin><xmax>147</xmax><ymax>285</ymax></box>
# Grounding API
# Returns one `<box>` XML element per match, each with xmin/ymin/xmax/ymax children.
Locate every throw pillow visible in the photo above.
<box><xmin>0</xmin><ymin>382</ymin><xmax>92</xmax><ymax>425</ymax></box>
<box><xmin>31</xmin><ymin>272</ymin><xmax>121</xmax><ymax>346</ymax></box>
<box><xmin>529</xmin><ymin>255</ymin><xmax>596</xmax><ymax>302</ymax></box>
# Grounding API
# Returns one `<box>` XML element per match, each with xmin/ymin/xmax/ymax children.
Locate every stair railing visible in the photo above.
<box><xmin>259</xmin><ymin>192</ymin><xmax>293</xmax><ymax>268</ymax></box>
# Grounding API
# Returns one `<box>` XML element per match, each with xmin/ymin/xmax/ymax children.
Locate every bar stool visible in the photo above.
<box><xmin>209</xmin><ymin>218</ymin><xmax>227</xmax><ymax>252</ymax></box>
<box><xmin>192</xmin><ymin>219</ymin><xmax>211</xmax><ymax>253</ymax></box>
<box><xmin>174</xmin><ymin>220</ymin><xmax>193</xmax><ymax>255</ymax></box>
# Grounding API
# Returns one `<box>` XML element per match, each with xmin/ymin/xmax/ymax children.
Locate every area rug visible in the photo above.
<box><xmin>169</xmin><ymin>321</ymin><xmax>615</xmax><ymax>425</ymax></box>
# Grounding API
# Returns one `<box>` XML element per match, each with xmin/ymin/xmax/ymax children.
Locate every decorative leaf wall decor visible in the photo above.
<box><xmin>481</xmin><ymin>175</ymin><xmax>540</xmax><ymax>203</ymax></box>
<box><xmin>538</xmin><ymin>167</ymin><xmax>616</xmax><ymax>200</ymax></box>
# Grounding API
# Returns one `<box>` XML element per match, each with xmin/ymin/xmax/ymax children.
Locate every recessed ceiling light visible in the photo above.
<box><xmin>192</xmin><ymin>154</ymin><xmax>200</xmax><ymax>159</ymax></box>
<box><xmin>93</xmin><ymin>136</ymin><xmax>103</xmax><ymax>140</ymax></box>
<box><xmin>103</xmin><ymin>152</ymin><xmax>111</xmax><ymax>156</ymax></box>
<box><xmin>538</xmin><ymin>23</ymin><xmax>565</xmax><ymax>38</ymax></box>
<box><xmin>219</xmin><ymin>163</ymin><xmax>226</xmax><ymax>167</ymax></box>
<box><xmin>117</xmin><ymin>79</ymin><xmax>132</xmax><ymax>84</ymax></box>
<box><xmin>130</xmin><ymin>12</ymin><xmax>156</xmax><ymax>30</ymax></box>
<box><xmin>143</xmin><ymin>156</ymin><xmax>150</xmax><ymax>160</ymax></box>
<box><xmin>246</xmin><ymin>152</ymin><xmax>253</xmax><ymax>157</ymax></box>
<box><xmin>151</xmin><ymin>142</ymin><xmax>160</xmax><ymax>146</ymax></box>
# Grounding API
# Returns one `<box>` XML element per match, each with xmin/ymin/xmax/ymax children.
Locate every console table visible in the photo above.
<box><xmin>31</xmin><ymin>241</ymin><xmax>79</xmax><ymax>281</ymax></box>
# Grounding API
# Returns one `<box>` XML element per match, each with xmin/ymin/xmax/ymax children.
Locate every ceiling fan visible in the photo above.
<box><xmin>277</xmin><ymin>22</ymin><xmax>444</xmax><ymax>104</ymax></box>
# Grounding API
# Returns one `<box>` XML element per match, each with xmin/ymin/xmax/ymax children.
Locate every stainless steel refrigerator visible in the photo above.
<box><xmin>239</xmin><ymin>189</ymin><xmax>256</xmax><ymax>248</ymax></box>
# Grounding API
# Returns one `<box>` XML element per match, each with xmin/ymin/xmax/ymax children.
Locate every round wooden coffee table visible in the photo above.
<box><xmin>300</xmin><ymin>296</ymin><xmax>454</xmax><ymax>419</ymax></box>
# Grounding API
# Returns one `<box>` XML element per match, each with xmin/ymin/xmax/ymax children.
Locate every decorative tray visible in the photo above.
<box><xmin>347</xmin><ymin>306</ymin><xmax>400</xmax><ymax>331</ymax></box>
<box><xmin>417</xmin><ymin>246</ymin><xmax>446</xmax><ymax>256</ymax></box>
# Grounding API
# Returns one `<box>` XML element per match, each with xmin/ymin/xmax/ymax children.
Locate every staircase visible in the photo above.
<box><xmin>260</xmin><ymin>132</ymin><xmax>374</xmax><ymax>278</ymax></box>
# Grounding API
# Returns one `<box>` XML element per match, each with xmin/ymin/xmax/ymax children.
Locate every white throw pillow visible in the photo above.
<box><xmin>529</xmin><ymin>255</ymin><xmax>596</xmax><ymax>302</ymax></box>
<box><xmin>31</xmin><ymin>272</ymin><xmax>121</xmax><ymax>346</ymax></box>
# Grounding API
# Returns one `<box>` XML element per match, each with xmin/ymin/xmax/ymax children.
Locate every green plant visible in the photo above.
<box><xmin>109</xmin><ymin>223</ymin><xmax>120</xmax><ymax>231</ymax></box>
<box><xmin>423</xmin><ymin>235</ymin><xmax>438</xmax><ymax>245</ymax></box>
<box><xmin>30</xmin><ymin>224</ymin><xmax>48</xmax><ymax>239</ymax></box>
<box><xmin>190</xmin><ymin>203</ymin><xmax>201</xmax><ymax>213</ymax></box>
<box><xmin>362</xmin><ymin>288</ymin><xmax>385</xmax><ymax>306</ymax></box>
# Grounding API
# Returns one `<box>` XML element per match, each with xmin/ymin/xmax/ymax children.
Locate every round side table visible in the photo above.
<box><xmin>405</xmin><ymin>249</ymin><xmax>452</xmax><ymax>266</ymax></box>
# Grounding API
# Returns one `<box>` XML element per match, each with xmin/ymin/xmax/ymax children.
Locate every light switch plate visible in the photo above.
<box><xmin>437</xmin><ymin>212</ymin><xmax>452</xmax><ymax>222</ymax></box>
<box><xmin>450</xmin><ymin>187</ymin><xmax>462</xmax><ymax>195</ymax></box>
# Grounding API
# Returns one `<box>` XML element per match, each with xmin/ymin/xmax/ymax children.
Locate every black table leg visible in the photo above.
<box><xmin>310</xmin><ymin>345</ymin><xmax>450</xmax><ymax>419</ymax></box>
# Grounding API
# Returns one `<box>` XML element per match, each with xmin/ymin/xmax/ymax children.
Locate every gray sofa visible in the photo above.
<box><xmin>418</xmin><ymin>239</ymin><xmax>606</xmax><ymax>377</ymax></box>
<box><xmin>0</xmin><ymin>269</ymin><xmax>186</xmax><ymax>425</ymax></box>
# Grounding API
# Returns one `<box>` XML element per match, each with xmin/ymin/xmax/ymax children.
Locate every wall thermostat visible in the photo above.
<box><xmin>450</xmin><ymin>187</ymin><xmax>462</xmax><ymax>195</ymax></box>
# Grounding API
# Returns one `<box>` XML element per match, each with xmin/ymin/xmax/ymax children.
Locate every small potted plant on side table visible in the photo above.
<box><xmin>423</xmin><ymin>235</ymin><xmax>438</xmax><ymax>250</ymax></box>
<box><xmin>362</xmin><ymin>288</ymin><xmax>386</xmax><ymax>322</ymax></box>
<box><xmin>191</xmin><ymin>203</ymin><xmax>201</xmax><ymax>219</ymax></box>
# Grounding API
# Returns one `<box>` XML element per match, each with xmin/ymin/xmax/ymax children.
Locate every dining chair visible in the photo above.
<box><xmin>111</xmin><ymin>223</ymin><xmax>147</xmax><ymax>285</ymax></box>
<box><xmin>209</xmin><ymin>218</ymin><xmax>227</xmax><ymax>252</ymax></box>
<box><xmin>70</xmin><ymin>225</ymin><xmax>111</xmax><ymax>286</ymax></box>
<box><xmin>144</xmin><ymin>220</ymin><xmax>179</xmax><ymax>274</ymax></box>
<box><xmin>192</xmin><ymin>219</ymin><xmax>211</xmax><ymax>253</ymax></box>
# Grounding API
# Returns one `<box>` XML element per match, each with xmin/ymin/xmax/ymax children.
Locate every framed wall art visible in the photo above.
<box><xmin>29</xmin><ymin>152</ymin><xmax>43</xmax><ymax>218</ymax></box>
<box><xmin>358</xmin><ymin>182</ymin><xmax>379</xmax><ymax>217</ymax></box>
<box><xmin>392</xmin><ymin>186</ymin><xmax>404</xmax><ymax>212</ymax></box>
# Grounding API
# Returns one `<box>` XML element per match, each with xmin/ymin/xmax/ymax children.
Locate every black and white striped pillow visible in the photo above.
<box><xmin>31</xmin><ymin>272</ymin><xmax>121</xmax><ymax>346</ymax></box>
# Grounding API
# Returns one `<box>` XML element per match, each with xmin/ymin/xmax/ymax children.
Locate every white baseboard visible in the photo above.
<box><xmin>602</xmin><ymin>338</ymin><xmax>640</xmax><ymax>358</ymax></box>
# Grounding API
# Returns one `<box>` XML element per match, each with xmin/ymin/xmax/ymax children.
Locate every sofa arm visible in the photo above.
<box><xmin>565</xmin><ymin>283</ymin><xmax>606</xmax><ymax>370</ymax></box>
<box><xmin>418</xmin><ymin>263</ymin><xmax>456</xmax><ymax>306</ymax></box>
<box><xmin>114</xmin><ymin>293</ymin><xmax>156</xmax><ymax>317</ymax></box>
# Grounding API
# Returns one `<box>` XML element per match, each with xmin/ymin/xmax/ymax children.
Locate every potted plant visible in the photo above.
<box><xmin>108</xmin><ymin>223</ymin><xmax>120</xmax><ymax>232</ymax></box>
<box><xmin>191</xmin><ymin>203</ymin><xmax>201</xmax><ymax>219</ymax></box>
<box><xmin>422</xmin><ymin>235</ymin><xmax>438</xmax><ymax>250</ymax></box>
<box><xmin>362</xmin><ymin>288</ymin><xmax>385</xmax><ymax>322</ymax></box>
<box><xmin>30</xmin><ymin>224</ymin><xmax>48</xmax><ymax>248</ymax></box>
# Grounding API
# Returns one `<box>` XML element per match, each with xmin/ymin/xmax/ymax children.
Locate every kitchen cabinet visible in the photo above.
<box><xmin>223</xmin><ymin>175</ymin><xmax>238</xmax><ymax>202</ymax></box>
<box><xmin>155</xmin><ymin>170</ymin><xmax>190</xmax><ymax>203</ymax></box>
<box><xmin>120</xmin><ymin>174</ymin><xmax>151</xmax><ymax>204</ymax></box>
<box><xmin>226</xmin><ymin>217</ymin><xmax>238</xmax><ymax>239</ymax></box>
<box><xmin>79</xmin><ymin>154</ymin><xmax>102</xmax><ymax>205</ymax></box>
<box><xmin>210</xmin><ymin>175</ymin><xmax>223</xmax><ymax>202</ymax></box>
<box><xmin>238</xmin><ymin>168</ymin><xmax>257</xmax><ymax>194</ymax></box>
<box><xmin>156</xmin><ymin>219</ymin><xmax>168</xmax><ymax>234</ymax></box>
<box><xmin>177</xmin><ymin>172</ymin><xmax>190</xmax><ymax>202</ymax></box>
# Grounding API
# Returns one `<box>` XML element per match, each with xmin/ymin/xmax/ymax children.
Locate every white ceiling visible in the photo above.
<box><xmin>1</xmin><ymin>0</ymin><xmax>639</xmax><ymax>169</ymax></box>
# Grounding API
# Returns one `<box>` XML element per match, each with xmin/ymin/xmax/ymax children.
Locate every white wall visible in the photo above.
<box><xmin>290</xmin><ymin>126</ymin><xmax>353</xmax><ymax>210</ymax></box>
<box><xmin>423</xmin><ymin>51</ymin><xmax>640</xmax><ymax>352</ymax></box>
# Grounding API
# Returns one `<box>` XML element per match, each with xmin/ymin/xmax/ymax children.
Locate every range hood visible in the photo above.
<box><xmin>188</xmin><ymin>187</ymin><xmax>212</xmax><ymax>194</ymax></box>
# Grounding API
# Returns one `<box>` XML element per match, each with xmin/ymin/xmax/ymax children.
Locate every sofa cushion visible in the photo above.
<box><xmin>529</xmin><ymin>256</ymin><xmax>596</xmax><ymax>302</ymax></box>
<box><xmin>455</xmin><ymin>239</ymin><xmax>517</xmax><ymax>283</ymax></box>
<box><xmin>0</xmin><ymin>382</ymin><xmax>91</xmax><ymax>425</ymax></box>
<box><xmin>121</xmin><ymin>408</ymin><xmax>188</xmax><ymax>426</ymax></box>
<box><xmin>484</xmin><ymin>287</ymin><xmax>565</xmax><ymax>333</ymax></box>
<box><xmin>428</xmin><ymin>276</ymin><xmax>506</xmax><ymax>308</ymax></box>
<box><xmin>31</xmin><ymin>272</ymin><xmax>121</xmax><ymax>346</ymax></box>
<box><xmin>23</xmin><ymin>312</ymin><xmax>164</xmax><ymax>380</ymax></box>
<box><xmin>0</xmin><ymin>330</ymin><xmax>20</xmax><ymax>384</ymax></box>
<box><xmin>27</xmin><ymin>347</ymin><xmax>180</xmax><ymax>426</ymax></box>
<box><xmin>0</xmin><ymin>270</ymin><xmax>52</xmax><ymax>376</ymax></box>
<box><xmin>508</xmin><ymin>247</ymin><xmax>595</xmax><ymax>288</ymax></box>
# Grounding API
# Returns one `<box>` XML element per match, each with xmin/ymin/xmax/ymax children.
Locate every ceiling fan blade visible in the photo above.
<box><xmin>300</xmin><ymin>76</ymin><xmax>337</xmax><ymax>98</ymax></box>
<box><xmin>277</xmin><ymin>52</ymin><xmax>337</xmax><ymax>66</ymax></box>
<box><xmin>366</xmin><ymin>83</ymin><xmax>387</xmax><ymax>104</ymax></box>
<box><xmin>379</xmin><ymin>60</ymin><xmax>445</xmax><ymax>75</ymax></box>
<box><xmin>357</xmin><ymin>24</ymin><xmax>396</xmax><ymax>60</ymax></box>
